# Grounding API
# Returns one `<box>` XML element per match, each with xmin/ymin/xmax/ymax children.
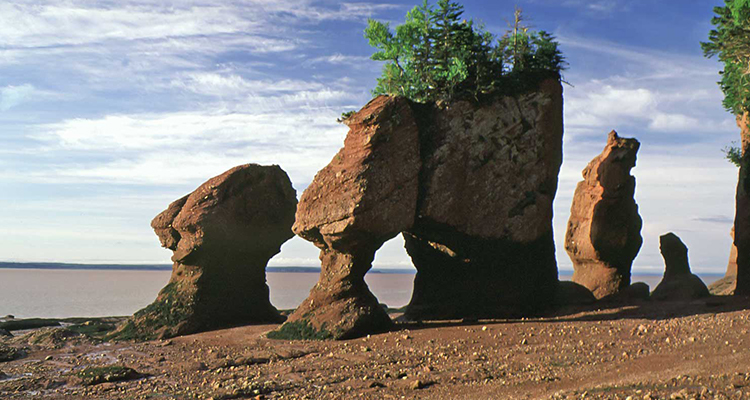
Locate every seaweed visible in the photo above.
<box><xmin>266</xmin><ymin>319</ymin><xmax>334</xmax><ymax>341</ymax></box>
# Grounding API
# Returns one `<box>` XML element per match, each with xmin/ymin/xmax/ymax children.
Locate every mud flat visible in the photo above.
<box><xmin>1</xmin><ymin>297</ymin><xmax>750</xmax><ymax>399</ymax></box>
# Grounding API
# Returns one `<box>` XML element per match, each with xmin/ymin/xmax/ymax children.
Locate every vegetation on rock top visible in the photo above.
<box><xmin>703</xmin><ymin>0</ymin><xmax>750</xmax><ymax>116</ymax></box>
<box><xmin>703</xmin><ymin>0</ymin><xmax>750</xmax><ymax>165</ymax></box>
<box><xmin>364</xmin><ymin>1</ymin><xmax>565</xmax><ymax>104</ymax></box>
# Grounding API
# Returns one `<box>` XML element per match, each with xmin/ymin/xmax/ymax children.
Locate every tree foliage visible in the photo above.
<box><xmin>702</xmin><ymin>0</ymin><xmax>750</xmax><ymax>115</ymax></box>
<box><xmin>364</xmin><ymin>1</ymin><xmax>565</xmax><ymax>103</ymax></box>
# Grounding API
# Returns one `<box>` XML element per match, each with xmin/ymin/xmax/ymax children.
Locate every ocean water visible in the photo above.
<box><xmin>0</xmin><ymin>268</ymin><xmax>723</xmax><ymax>319</ymax></box>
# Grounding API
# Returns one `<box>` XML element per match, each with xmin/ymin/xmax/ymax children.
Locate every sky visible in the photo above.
<box><xmin>0</xmin><ymin>0</ymin><xmax>741</xmax><ymax>275</ymax></box>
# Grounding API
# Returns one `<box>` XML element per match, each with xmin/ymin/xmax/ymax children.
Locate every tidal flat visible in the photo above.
<box><xmin>2</xmin><ymin>297</ymin><xmax>750</xmax><ymax>399</ymax></box>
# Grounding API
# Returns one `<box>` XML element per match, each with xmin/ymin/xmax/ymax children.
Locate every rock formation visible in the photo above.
<box><xmin>708</xmin><ymin>228</ymin><xmax>737</xmax><ymax>295</ymax></box>
<box><xmin>272</xmin><ymin>78</ymin><xmax>563</xmax><ymax>340</ymax></box>
<box><xmin>565</xmin><ymin>131</ymin><xmax>643</xmax><ymax>299</ymax></box>
<box><xmin>112</xmin><ymin>164</ymin><xmax>297</xmax><ymax>340</ymax></box>
<box><xmin>404</xmin><ymin>79</ymin><xmax>563</xmax><ymax>320</ymax></box>
<box><xmin>651</xmin><ymin>233</ymin><xmax>710</xmax><ymax>301</ymax></box>
<box><xmin>272</xmin><ymin>96</ymin><xmax>420</xmax><ymax>340</ymax></box>
<box><xmin>734</xmin><ymin>112</ymin><xmax>750</xmax><ymax>295</ymax></box>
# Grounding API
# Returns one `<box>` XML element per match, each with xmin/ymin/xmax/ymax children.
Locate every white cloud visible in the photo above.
<box><xmin>169</xmin><ymin>73</ymin><xmax>328</xmax><ymax>97</ymax></box>
<box><xmin>564</xmin><ymin>79</ymin><xmax>734</xmax><ymax>138</ymax></box>
<box><xmin>27</xmin><ymin>105</ymin><xmax>351</xmax><ymax>191</ymax></box>
<box><xmin>305</xmin><ymin>53</ymin><xmax>373</xmax><ymax>67</ymax></box>
<box><xmin>0</xmin><ymin>1</ymin><xmax>399</xmax><ymax>50</ymax></box>
<box><xmin>0</xmin><ymin>3</ymin><xmax>250</xmax><ymax>48</ymax></box>
<box><xmin>558</xmin><ymin>33</ymin><xmax>718</xmax><ymax>80</ymax></box>
<box><xmin>0</xmin><ymin>84</ymin><xmax>35</xmax><ymax>111</ymax></box>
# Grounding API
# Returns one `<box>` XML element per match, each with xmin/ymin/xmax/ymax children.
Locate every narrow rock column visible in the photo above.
<box><xmin>270</xmin><ymin>96</ymin><xmax>421</xmax><ymax>340</ymax></box>
<box><xmin>565</xmin><ymin>131</ymin><xmax>643</xmax><ymax>299</ymax></box>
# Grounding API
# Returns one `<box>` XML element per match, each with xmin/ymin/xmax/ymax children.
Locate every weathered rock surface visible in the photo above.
<box><xmin>554</xmin><ymin>281</ymin><xmax>597</xmax><ymax>306</ymax></box>
<box><xmin>734</xmin><ymin>112</ymin><xmax>750</xmax><ymax>295</ymax></box>
<box><xmin>651</xmin><ymin>233</ymin><xmax>709</xmax><ymax>301</ymax></box>
<box><xmin>114</xmin><ymin>164</ymin><xmax>297</xmax><ymax>340</ymax></box>
<box><xmin>708</xmin><ymin>228</ymin><xmax>737</xmax><ymax>295</ymax></box>
<box><xmin>274</xmin><ymin>78</ymin><xmax>564</xmax><ymax>339</ymax></box>
<box><xmin>405</xmin><ymin>79</ymin><xmax>563</xmax><ymax>320</ymax></box>
<box><xmin>273</xmin><ymin>96</ymin><xmax>421</xmax><ymax>339</ymax></box>
<box><xmin>565</xmin><ymin>131</ymin><xmax>643</xmax><ymax>299</ymax></box>
<box><xmin>599</xmin><ymin>282</ymin><xmax>650</xmax><ymax>304</ymax></box>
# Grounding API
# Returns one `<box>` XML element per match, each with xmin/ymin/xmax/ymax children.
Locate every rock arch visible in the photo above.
<box><xmin>272</xmin><ymin>79</ymin><xmax>564</xmax><ymax>340</ymax></box>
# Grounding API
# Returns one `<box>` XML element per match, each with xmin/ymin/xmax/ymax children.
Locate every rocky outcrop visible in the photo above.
<box><xmin>565</xmin><ymin>131</ymin><xmax>643</xmax><ymax>299</ymax></box>
<box><xmin>113</xmin><ymin>164</ymin><xmax>297</xmax><ymax>340</ymax></box>
<box><xmin>273</xmin><ymin>78</ymin><xmax>563</xmax><ymax>339</ymax></box>
<box><xmin>404</xmin><ymin>79</ymin><xmax>563</xmax><ymax>320</ymax></box>
<box><xmin>734</xmin><ymin>112</ymin><xmax>750</xmax><ymax>295</ymax></box>
<box><xmin>651</xmin><ymin>233</ymin><xmax>709</xmax><ymax>301</ymax></box>
<box><xmin>554</xmin><ymin>281</ymin><xmax>597</xmax><ymax>306</ymax></box>
<box><xmin>708</xmin><ymin>228</ymin><xmax>737</xmax><ymax>295</ymax></box>
<box><xmin>271</xmin><ymin>96</ymin><xmax>420</xmax><ymax>340</ymax></box>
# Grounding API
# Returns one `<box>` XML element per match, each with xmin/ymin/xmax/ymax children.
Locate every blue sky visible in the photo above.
<box><xmin>0</xmin><ymin>0</ymin><xmax>740</xmax><ymax>274</ymax></box>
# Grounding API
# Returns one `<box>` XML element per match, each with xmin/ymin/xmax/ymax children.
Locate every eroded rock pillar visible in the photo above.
<box><xmin>112</xmin><ymin>164</ymin><xmax>297</xmax><ymax>340</ymax></box>
<box><xmin>270</xmin><ymin>96</ymin><xmax>421</xmax><ymax>340</ymax></box>
<box><xmin>565</xmin><ymin>131</ymin><xmax>643</xmax><ymax>299</ymax></box>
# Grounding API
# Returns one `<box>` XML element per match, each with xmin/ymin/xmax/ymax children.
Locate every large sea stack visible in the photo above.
<box><xmin>272</xmin><ymin>78</ymin><xmax>564</xmax><ymax>340</ymax></box>
<box><xmin>112</xmin><ymin>164</ymin><xmax>297</xmax><ymax>340</ymax></box>
<box><xmin>734</xmin><ymin>112</ymin><xmax>750</xmax><ymax>295</ymax></box>
<box><xmin>404</xmin><ymin>79</ymin><xmax>563</xmax><ymax>320</ymax></box>
<box><xmin>565</xmin><ymin>131</ymin><xmax>643</xmax><ymax>299</ymax></box>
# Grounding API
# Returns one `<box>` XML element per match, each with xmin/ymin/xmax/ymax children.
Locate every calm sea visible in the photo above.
<box><xmin>0</xmin><ymin>268</ymin><xmax>723</xmax><ymax>319</ymax></box>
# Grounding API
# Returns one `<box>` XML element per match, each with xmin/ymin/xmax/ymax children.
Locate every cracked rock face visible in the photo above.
<box><xmin>274</xmin><ymin>78</ymin><xmax>564</xmax><ymax>339</ymax></box>
<box><xmin>565</xmin><ymin>131</ymin><xmax>643</xmax><ymax>299</ymax></box>
<box><xmin>405</xmin><ymin>79</ymin><xmax>564</xmax><ymax>320</ymax></box>
<box><xmin>651</xmin><ymin>233</ymin><xmax>709</xmax><ymax>301</ymax></box>
<box><xmin>115</xmin><ymin>164</ymin><xmax>297</xmax><ymax>340</ymax></box>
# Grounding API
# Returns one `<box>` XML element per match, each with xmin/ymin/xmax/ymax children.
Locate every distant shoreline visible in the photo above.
<box><xmin>0</xmin><ymin>262</ymin><xmax>416</xmax><ymax>274</ymax></box>
<box><xmin>0</xmin><ymin>262</ymin><xmax>727</xmax><ymax>277</ymax></box>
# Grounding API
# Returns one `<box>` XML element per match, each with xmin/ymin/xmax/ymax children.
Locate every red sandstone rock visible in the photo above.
<box><xmin>709</xmin><ymin>228</ymin><xmax>737</xmax><ymax>295</ymax></box>
<box><xmin>276</xmin><ymin>96</ymin><xmax>421</xmax><ymax>339</ymax></box>
<box><xmin>405</xmin><ymin>79</ymin><xmax>564</xmax><ymax>320</ymax></box>
<box><xmin>565</xmin><ymin>131</ymin><xmax>643</xmax><ymax>299</ymax></box>
<box><xmin>651</xmin><ymin>233</ymin><xmax>709</xmax><ymax>301</ymax></box>
<box><xmin>114</xmin><ymin>164</ymin><xmax>297</xmax><ymax>340</ymax></box>
<box><xmin>274</xmin><ymin>79</ymin><xmax>565</xmax><ymax>339</ymax></box>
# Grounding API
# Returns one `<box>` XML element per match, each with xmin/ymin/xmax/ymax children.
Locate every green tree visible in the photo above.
<box><xmin>363</xmin><ymin>1</ymin><xmax>564</xmax><ymax>103</ymax></box>
<box><xmin>702</xmin><ymin>2</ymin><xmax>750</xmax><ymax>115</ymax></box>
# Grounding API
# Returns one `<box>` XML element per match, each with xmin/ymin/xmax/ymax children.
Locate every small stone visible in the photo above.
<box><xmin>45</xmin><ymin>355</ymin><xmax>53</xmax><ymax>361</ymax></box>
<box><xmin>410</xmin><ymin>379</ymin><xmax>426</xmax><ymax>390</ymax></box>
